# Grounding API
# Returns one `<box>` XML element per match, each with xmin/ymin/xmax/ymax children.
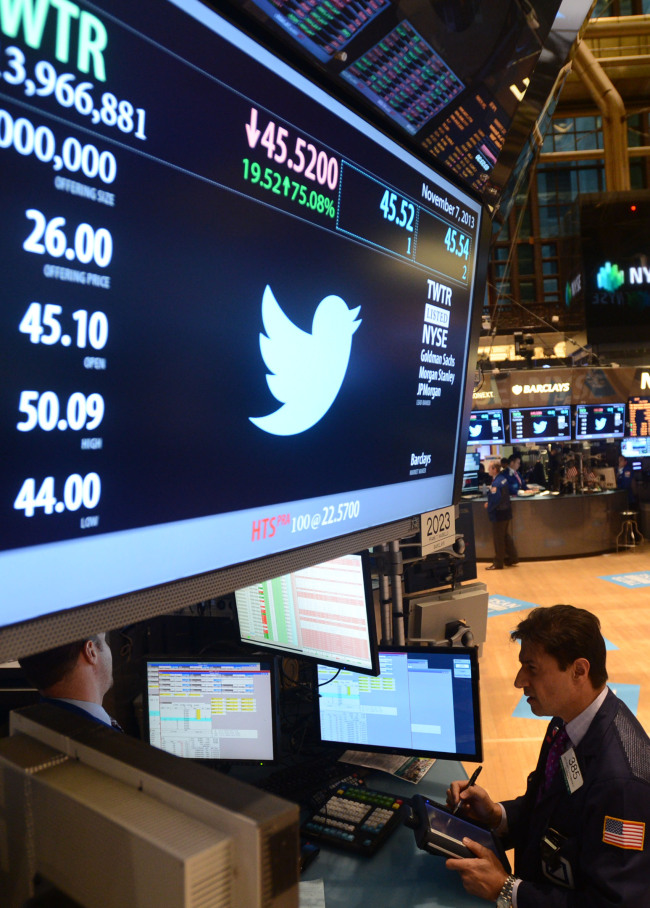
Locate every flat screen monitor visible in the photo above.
<box><xmin>315</xmin><ymin>645</ymin><xmax>482</xmax><ymax>761</ymax></box>
<box><xmin>627</xmin><ymin>397</ymin><xmax>650</xmax><ymax>439</ymax></box>
<box><xmin>509</xmin><ymin>406</ymin><xmax>571</xmax><ymax>444</ymax></box>
<box><xmin>468</xmin><ymin>409</ymin><xmax>506</xmax><ymax>445</ymax></box>
<box><xmin>235</xmin><ymin>552</ymin><xmax>379</xmax><ymax>675</ymax></box>
<box><xmin>574</xmin><ymin>404</ymin><xmax>625</xmax><ymax>441</ymax></box>
<box><xmin>462</xmin><ymin>451</ymin><xmax>480</xmax><ymax>493</ymax></box>
<box><xmin>582</xmin><ymin>194</ymin><xmax>650</xmax><ymax>345</ymax></box>
<box><xmin>621</xmin><ymin>437</ymin><xmax>650</xmax><ymax>458</ymax></box>
<box><xmin>144</xmin><ymin>656</ymin><xmax>279</xmax><ymax>763</ymax></box>
<box><xmin>0</xmin><ymin>0</ymin><xmax>487</xmax><ymax>659</ymax></box>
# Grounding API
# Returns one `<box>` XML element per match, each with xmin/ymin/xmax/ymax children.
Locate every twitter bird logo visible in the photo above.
<box><xmin>595</xmin><ymin>417</ymin><xmax>607</xmax><ymax>431</ymax></box>
<box><xmin>533</xmin><ymin>420</ymin><xmax>548</xmax><ymax>435</ymax></box>
<box><xmin>249</xmin><ymin>285</ymin><xmax>361</xmax><ymax>436</ymax></box>
<box><xmin>469</xmin><ymin>424</ymin><xmax>482</xmax><ymax>438</ymax></box>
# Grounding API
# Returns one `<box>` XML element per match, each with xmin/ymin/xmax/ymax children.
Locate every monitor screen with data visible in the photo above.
<box><xmin>0</xmin><ymin>0</ymin><xmax>485</xmax><ymax>654</ymax></box>
<box><xmin>316</xmin><ymin>645</ymin><xmax>482</xmax><ymax>761</ymax></box>
<box><xmin>144</xmin><ymin>657</ymin><xmax>278</xmax><ymax>762</ymax></box>
<box><xmin>468</xmin><ymin>409</ymin><xmax>506</xmax><ymax>445</ymax></box>
<box><xmin>235</xmin><ymin>552</ymin><xmax>379</xmax><ymax>674</ymax></box>
<box><xmin>627</xmin><ymin>397</ymin><xmax>650</xmax><ymax>439</ymax></box>
<box><xmin>574</xmin><ymin>403</ymin><xmax>625</xmax><ymax>441</ymax></box>
<box><xmin>509</xmin><ymin>406</ymin><xmax>571</xmax><ymax>444</ymax></box>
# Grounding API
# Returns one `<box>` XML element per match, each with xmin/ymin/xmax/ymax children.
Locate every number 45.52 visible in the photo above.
<box><xmin>19</xmin><ymin>303</ymin><xmax>108</xmax><ymax>349</ymax></box>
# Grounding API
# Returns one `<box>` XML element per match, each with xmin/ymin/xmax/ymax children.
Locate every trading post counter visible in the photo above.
<box><xmin>467</xmin><ymin>489</ymin><xmax>628</xmax><ymax>560</ymax></box>
<box><xmin>301</xmin><ymin>760</ymin><xmax>485</xmax><ymax>908</ymax></box>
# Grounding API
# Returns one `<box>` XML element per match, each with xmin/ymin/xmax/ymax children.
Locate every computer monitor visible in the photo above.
<box><xmin>468</xmin><ymin>410</ymin><xmax>506</xmax><ymax>445</ymax></box>
<box><xmin>144</xmin><ymin>656</ymin><xmax>279</xmax><ymax>763</ymax></box>
<box><xmin>234</xmin><ymin>552</ymin><xmax>380</xmax><ymax>675</ymax></box>
<box><xmin>574</xmin><ymin>403</ymin><xmax>625</xmax><ymax>441</ymax></box>
<box><xmin>462</xmin><ymin>451</ymin><xmax>481</xmax><ymax>493</ymax></box>
<box><xmin>627</xmin><ymin>397</ymin><xmax>650</xmax><ymax>439</ymax></box>
<box><xmin>621</xmin><ymin>437</ymin><xmax>650</xmax><ymax>458</ymax></box>
<box><xmin>509</xmin><ymin>406</ymin><xmax>571</xmax><ymax>444</ymax></box>
<box><xmin>315</xmin><ymin>645</ymin><xmax>482</xmax><ymax>761</ymax></box>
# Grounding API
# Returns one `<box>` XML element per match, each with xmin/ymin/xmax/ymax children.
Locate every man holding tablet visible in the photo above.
<box><xmin>445</xmin><ymin>605</ymin><xmax>650</xmax><ymax>907</ymax></box>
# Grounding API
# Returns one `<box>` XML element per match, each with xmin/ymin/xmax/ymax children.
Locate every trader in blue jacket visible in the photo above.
<box><xmin>487</xmin><ymin>462</ymin><xmax>518</xmax><ymax>570</ymax></box>
<box><xmin>504</xmin><ymin>453</ymin><xmax>528</xmax><ymax>496</ymax></box>
<box><xmin>445</xmin><ymin>605</ymin><xmax>650</xmax><ymax>907</ymax></box>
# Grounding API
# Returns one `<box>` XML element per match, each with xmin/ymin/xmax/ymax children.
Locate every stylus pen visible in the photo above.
<box><xmin>453</xmin><ymin>765</ymin><xmax>482</xmax><ymax>815</ymax></box>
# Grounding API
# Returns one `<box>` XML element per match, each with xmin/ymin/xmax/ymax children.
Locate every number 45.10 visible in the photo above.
<box><xmin>19</xmin><ymin>303</ymin><xmax>108</xmax><ymax>349</ymax></box>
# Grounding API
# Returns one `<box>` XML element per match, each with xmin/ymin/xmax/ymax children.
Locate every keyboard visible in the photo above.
<box><xmin>302</xmin><ymin>783</ymin><xmax>404</xmax><ymax>856</ymax></box>
<box><xmin>258</xmin><ymin>754</ymin><xmax>366</xmax><ymax>810</ymax></box>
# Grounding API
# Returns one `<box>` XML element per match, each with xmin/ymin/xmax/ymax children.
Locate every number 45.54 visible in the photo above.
<box><xmin>19</xmin><ymin>303</ymin><xmax>108</xmax><ymax>349</ymax></box>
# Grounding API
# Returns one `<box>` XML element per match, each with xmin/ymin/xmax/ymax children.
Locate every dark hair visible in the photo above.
<box><xmin>19</xmin><ymin>635</ymin><xmax>103</xmax><ymax>691</ymax></box>
<box><xmin>508</xmin><ymin>453</ymin><xmax>521</xmax><ymax>465</ymax></box>
<box><xmin>511</xmin><ymin>605</ymin><xmax>607</xmax><ymax>687</ymax></box>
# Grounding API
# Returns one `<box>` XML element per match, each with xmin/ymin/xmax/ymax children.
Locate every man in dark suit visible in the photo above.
<box><xmin>445</xmin><ymin>605</ymin><xmax>650</xmax><ymax>907</ymax></box>
<box><xmin>19</xmin><ymin>633</ymin><xmax>119</xmax><ymax>730</ymax></box>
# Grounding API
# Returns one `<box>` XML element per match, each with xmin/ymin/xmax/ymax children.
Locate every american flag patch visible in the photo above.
<box><xmin>602</xmin><ymin>816</ymin><xmax>645</xmax><ymax>850</ymax></box>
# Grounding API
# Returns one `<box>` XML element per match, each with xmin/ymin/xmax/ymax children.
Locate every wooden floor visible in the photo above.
<box><xmin>463</xmin><ymin>545</ymin><xmax>650</xmax><ymax>805</ymax></box>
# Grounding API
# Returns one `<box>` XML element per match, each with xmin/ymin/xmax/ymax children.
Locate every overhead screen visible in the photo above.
<box><xmin>468</xmin><ymin>409</ymin><xmax>505</xmax><ymax>444</ymax></box>
<box><xmin>0</xmin><ymin>0</ymin><xmax>484</xmax><ymax>646</ymax></box>
<box><xmin>316</xmin><ymin>646</ymin><xmax>482</xmax><ymax>761</ymax></box>
<box><xmin>234</xmin><ymin>0</ymin><xmax>575</xmax><ymax>204</ymax></box>
<box><xmin>235</xmin><ymin>552</ymin><xmax>379</xmax><ymax>674</ymax></box>
<box><xmin>509</xmin><ymin>406</ymin><xmax>571</xmax><ymax>444</ymax></box>
<box><xmin>574</xmin><ymin>403</ymin><xmax>625</xmax><ymax>441</ymax></box>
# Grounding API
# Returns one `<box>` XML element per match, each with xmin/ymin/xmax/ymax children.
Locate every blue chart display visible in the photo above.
<box><xmin>509</xmin><ymin>406</ymin><xmax>571</xmax><ymax>444</ymax></box>
<box><xmin>316</xmin><ymin>647</ymin><xmax>482</xmax><ymax>760</ymax></box>
<box><xmin>575</xmin><ymin>404</ymin><xmax>625</xmax><ymax>441</ymax></box>
<box><xmin>0</xmin><ymin>0</ymin><xmax>483</xmax><ymax>631</ymax></box>
<box><xmin>468</xmin><ymin>409</ymin><xmax>505</xmax><ymax>444</ymax></box>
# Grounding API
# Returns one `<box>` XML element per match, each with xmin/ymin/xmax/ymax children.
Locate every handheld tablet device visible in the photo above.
<box><xmin>404</xmin><ymin>795</ymin><xmax>511</xmax><ymax>871</ymax></box>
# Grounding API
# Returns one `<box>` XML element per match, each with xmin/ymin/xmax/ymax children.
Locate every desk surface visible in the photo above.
<box><xmin>301</xmin><ymin>760</ymin><xmax>485</xmax><ymax>907</ymax></box>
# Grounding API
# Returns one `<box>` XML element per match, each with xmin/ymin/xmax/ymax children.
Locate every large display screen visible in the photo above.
<box><xmin>468</xmin><ymin>409</ymin><xmax>505</xmax><ymax>444</ymax></box>
<box><xmin>144</xmin><ymin>658</ymin><xmax>278</xmax><ymax>762</ymax></box>
<box><xmin>0</xmin><ymin>0</ymin><xmax>484</xmax><ymax>634</ymax></box>
<box><xmin>627</xmin><ymin>397</ymin><xmax>650</xmax><ymax>439</ymax></box>
<box><xmin>582</xmin><ymin>196</ymin><xmax>650</xmax><ymax>345</ymax></box>
<box><xmin>316</xmin><ymin>646</ymin><xmax>482</xmax><ymax>761</ymax></box>
<box><xmin>235</xmin><ymin>552</ymin><xmax>379</xmax><ymax>674</ymax></box>
<box><xmin>509</xmin><ymin>406</ymin><xmax>571</xmax><ymax>444</ymax></box>
<box><xmin>574</xmin><ymin>403</ymin><xmax>625</xmax><ymax>441</ymax></box>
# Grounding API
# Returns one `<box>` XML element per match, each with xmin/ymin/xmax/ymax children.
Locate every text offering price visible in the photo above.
<box><xmin>14</xmin><ymin>473</ymin><xmax>101</xmax><ymax>518</ymax></box>
<box><xmin>23</xmin><ymin>209</ymin><xmax>112</xmax><ymax>267</ymax></box>
<box><xmin>17</xmin><ymin>391</ymin><xmax>104</xmax><ymax>433</ymax></box>
<box><xmin>420</xmin><ymin>506</ymin><xmax>455</xmax><ymax>556</ymax></box>
<box><xmin>245</xmin><ymin>107</ymin><xmax>339</xmax><ymax>193</ymax></box>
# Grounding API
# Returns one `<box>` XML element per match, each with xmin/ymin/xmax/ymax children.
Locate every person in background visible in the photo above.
<box><xmin>547</xmin><ymin>444</ymin><xmax>564</xmax><ymax>492</ymax></box>
<box><xmin>617</xmin><ymin>454</ymin><xmax>636</xmax><ymax>506</ymax></box>
<box><xmin>486</xmin><ymin>461</ymin><xmax>518</xmax><ymax>570</ymax></box>
<box><xmin>445</xmin><ymin>605</ymin><xmax>650</xmax><ymax>907</ymax></box>
<box><xmin>18</xmin><ymin>633</ymin><xmax>121</xmax><ymax>730</ymax></box>
<box><xmin>505</xmin><ymin>453</ymin><xmax>528</xmax><ymax>496</ymax></box>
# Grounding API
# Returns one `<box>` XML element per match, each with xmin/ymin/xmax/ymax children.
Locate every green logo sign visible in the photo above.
<box><xmin>596</xmin><ymin>262</ymin><xmax>625</xmax><ymax>293</ymax></box>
